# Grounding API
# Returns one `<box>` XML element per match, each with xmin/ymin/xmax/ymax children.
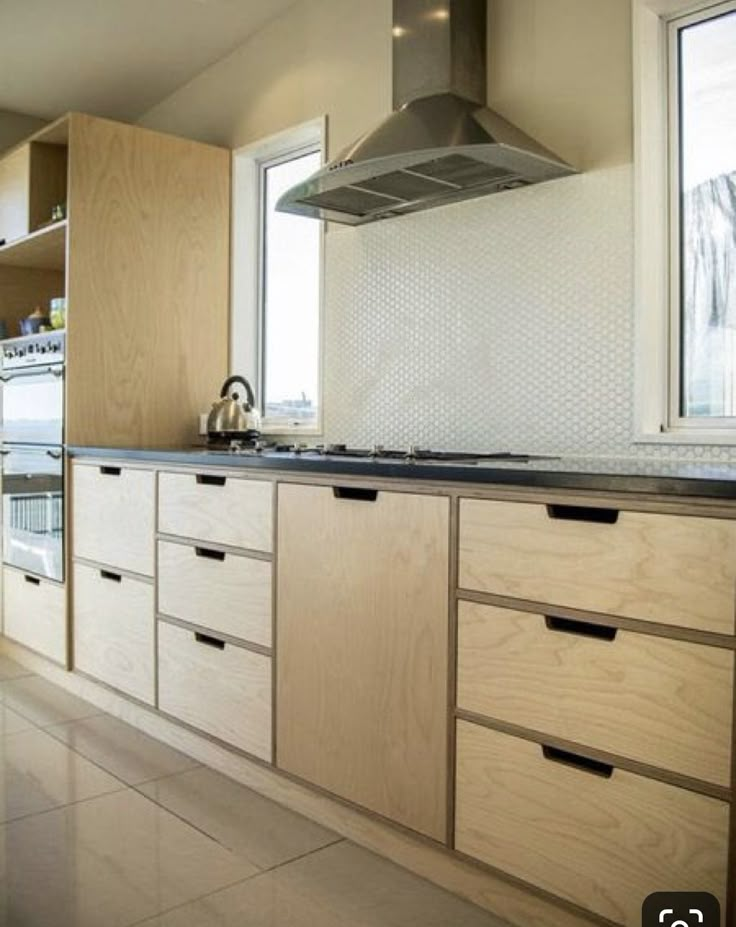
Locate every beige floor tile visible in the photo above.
<box><xmin>0</xmin><ymin>789</ymin><xmax>259</xmax><ymax>927</ymax></box>
<box><xmin>0</xmin><ymin>656</ymin><xmax>33</xmax><ymax>681</ymax></box>
<box><xmin>0</xmin><ymin>705</ymin><xmax>35</xmax><ymax>737</ymax></box>
<box><xmin>0</xmin><ymin>675</ymin><xmax>100</xmax><ymax>727</ymax></box>
<box><xmin>0</xmin><ymin>727</ymin><xmax>123</xmax><ymax>823</ymax></box>
<box><xmin>139</xmin><ymin>767</ymin><xmax>338</xmax><ymax>870</ymax></box>
<box><xmin>46</xmin><ymin>715</ymin><xmax>200</xmax><ymax>785</ymax></box>
<box><xmin>134</xmin><ymin>841</ymin><xmax>509</xmax><ymax>927</ymax></box>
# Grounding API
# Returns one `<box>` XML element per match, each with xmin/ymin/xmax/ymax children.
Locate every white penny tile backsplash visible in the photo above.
<box><xmin>320</xmin><ymin>163</ymin><xmax>736</xmax><ymax>461</ymax></box>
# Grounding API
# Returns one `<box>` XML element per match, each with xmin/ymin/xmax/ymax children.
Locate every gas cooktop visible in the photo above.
<box><xmin>202</xmin><ymin>440</ymin><xmax>557</xmax><ymax>464</ymax></box>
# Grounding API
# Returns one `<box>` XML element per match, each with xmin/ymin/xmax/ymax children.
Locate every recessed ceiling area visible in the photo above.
<box><xmin>0</xmin><ymin>0</ymin><xmax>299</xmax><ymax>123</ymax></box>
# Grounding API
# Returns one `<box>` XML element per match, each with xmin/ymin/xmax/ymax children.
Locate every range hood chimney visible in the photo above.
<box><xmin>277</xmin><ymin>0</ymin><xmax>576</xmax><ymax>225</ymax></box>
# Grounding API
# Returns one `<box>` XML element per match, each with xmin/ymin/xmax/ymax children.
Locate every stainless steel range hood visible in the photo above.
<box><xmin>277</xmin><ymin>0</ymin><xmax>576</xmax><ymax>225</ymax></box>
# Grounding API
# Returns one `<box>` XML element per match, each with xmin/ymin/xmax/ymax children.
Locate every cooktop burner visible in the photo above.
<box><xmin>295</xmin><ymin>444</ymin><xmax>553</xmax><ymax>462</ymax></box>
<box><xmin>201</xmin><ymin>439</ymin><xmax>557</xmax><ymax>464</ymax></box>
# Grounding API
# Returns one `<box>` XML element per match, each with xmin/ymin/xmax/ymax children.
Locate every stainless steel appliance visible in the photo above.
<box><xmin>1</xmin><ymin>331</ymin><xmax>65</xmax><ymax>581</ymax></box>
<box><xmin>1</xmin><ymin>332</ymin><xmax>65</xmax><ymax>445</ymax></box>
<box><xmin>277</xmin><ymin>0</ymin><xmax>575</xmax><ymax>225</ymax></box>
<box><xmin>206</xmin><ymin>439</ymin><xmax>557</xmax><ymax>464</ymax></box>
<box><xmin>2</xmin><ymin>445</ymin><xmax>63</xmax><ymax>581</ymax></box>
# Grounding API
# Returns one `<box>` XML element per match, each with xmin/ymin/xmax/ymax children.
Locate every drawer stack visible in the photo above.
<box><xmin>455</xmin><ymin>496</ymin><xmax>735</xmax><ymax>926</ymax></box>
<box><xmin>72</xmin><ymin>462</ymin><xmax>156</xmax><ymax>704</ymax></box>
<box><xmin>157</xmin><ymin>470</ymin><xmax>273</xmax><ymax>762</ymax></box>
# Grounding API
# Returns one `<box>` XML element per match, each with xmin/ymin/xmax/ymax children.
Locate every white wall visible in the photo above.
<box><xmin>139</xmin><ymin>0</ymin><xmax>734</xmax><ymax>459</ymax></box>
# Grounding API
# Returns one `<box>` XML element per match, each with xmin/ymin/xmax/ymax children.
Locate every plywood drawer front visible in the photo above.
<box><xmin>73</xmin><ymin>563</ymin><xmax>154</xmax><ymax>704</ymax></box>
<box><xmin>73</xmin><ymin>463</ymin><xmax>155</xmax><ymax>575</ymax></box>
<box><xmin>459</xmin><ymin>499</ymin><xmax>736</xmax><ymax>634</ymax></box>
<box><xmin>158</xmin><ymin>472</ymin><xmax>272</xmax><ymax>552</ymax></box>
<box><xmin>158</xmin><ymin>620</ymin><xmax>271</xmax><ymax>760</ymax></box>
<box><xmin>158</xmin><ymin>541</ymin><xmax>271</xmax><ymax>647</ymax></box>
<box><xmin>457</xmin><ymin>602</ymin><xmax>733</xmax><ymax>786</ymax></box>
<box><xmin>455</xmin><ymin>721</ymin><xmax>729</xmax><ymax>927</ymax></box>
<box><xmin>3</xmin><ymin>567</ymin><xmax>66</xmax><ymax>664</ymax></box>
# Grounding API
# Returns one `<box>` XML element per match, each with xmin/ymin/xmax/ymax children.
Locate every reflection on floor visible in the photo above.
<box><xmin>0</xmin><ymin>656</ymin><xmax>508</xmax><ymax>927</ymax></box>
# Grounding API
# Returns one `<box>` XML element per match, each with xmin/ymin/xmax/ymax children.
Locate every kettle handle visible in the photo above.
<box><xmin>220</xmin><ymin>375</ymin><xmax>255</xmax><ymax>407</ymax></box>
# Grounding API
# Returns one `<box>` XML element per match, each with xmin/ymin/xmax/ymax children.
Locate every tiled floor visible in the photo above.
<box><xmin>0</xmin><ymin>656</ymin><xmax>508</xmax><ymax>927</ymax></box>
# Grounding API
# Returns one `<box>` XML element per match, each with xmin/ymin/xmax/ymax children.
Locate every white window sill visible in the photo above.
<box><xmin>635</xmin><ymin>428</ymin><xmax>736</xmax><ymax>446</ymax></box>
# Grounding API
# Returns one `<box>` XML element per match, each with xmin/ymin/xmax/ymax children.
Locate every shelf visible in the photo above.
<box><xmin>0</xmin><ymin>220</ymin><xmax>67</xmax><ymax>271</ymax></box>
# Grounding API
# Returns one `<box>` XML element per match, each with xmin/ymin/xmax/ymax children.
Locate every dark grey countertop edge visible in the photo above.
<box><xmin>66</xmin><ymin>446</ymin><xmax>736</xmax><ymax>500</ymax></box>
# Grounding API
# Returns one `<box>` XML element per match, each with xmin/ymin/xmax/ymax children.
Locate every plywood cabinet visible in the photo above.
<box><xmin>0</xmin><ymin>112</ymin><xmax>230</xmax><ymax>446</ymax></box>
<box><xmin>459</xmin><ymin>498</ymin><xmax>736</xmax><ymax>634</ymax></box>
<box><xmin>158</xmin><ymin>620</ymin><xmax>271</xmax><ymax>760</ymax></box>
<box><xmin>455</xmin><ymin>721</ymin><xmax>729</xmax><ymax>927</ymax></box>
<box><xmin>3</xmin><ymin>566</ymin><xmax>66</xmax><ymax>664</ymax></box>
<box><xmin>74</xmin><ymin>562</ymin><xmax>154</xmax><ymax>704</ymax></box>
<box><xmin>73</xmin><ymin>462</ymin><xmax>155</xmax><ymax>576</ymax></box>
<box><xmin>276</xmin><ymin>482</ymin><xmax>450</xmax><ymax>841</ymax></box>
<box><xmin>455</xmin><ymin>492</ymin><xmax>736</xmax><ymax>925</ymax></box>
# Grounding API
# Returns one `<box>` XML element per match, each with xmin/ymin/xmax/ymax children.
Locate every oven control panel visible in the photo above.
<box><xmin>1</xmin><ymin>331</ymin><xmax>66</xmax><ymax>370</ymax></box>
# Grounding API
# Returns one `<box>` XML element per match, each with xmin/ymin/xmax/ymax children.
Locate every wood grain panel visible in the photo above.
<box><xmin>73</xmin><ymin>562</ymin><xmax>154</xmax><ymax>704</ymax></box>
<box><xmin>65</xmin><ymin>113</ymin><xmax>229</xmax><ymax>447</ymax></box>
<box><xmin>158</xmin><ymin>540</ymin><xmax>271</xmax><ymax>647</ymax></box>
<box><xmin>158</xmin><ymin>619</ymin><xmax>271</xmax><ymax>760</ymax></box>
<box><xmin>158</xmin><ymin>471</ymin><xmax>273</xmax><ymax>552</ymax></box>
<box><xmin>0</xmin><ymin>146</ymin><xmax>30</xmax><ymax>243</ymax></box>
<box><xmin>459</xmin><ymin>498</ymin><xmax>736</xmax><ymax>634</ymax></box>
<box><xmin>73</xmin><ymin>462</ymin><xmax>155</xmax><ymax>576</ymax></box>
<box><xmin>455</xmin><ymin>721</ymin><xmax>729</xmax><ymax>927</ymax></box>
<box><xmin>457</xmin><ymin>601</ymin><xmax>733</xmax><ymax>786</ymax></box>
<box><xmin>277</xmin><ymin>483</ymin><xmax>450</xmax><ymax>841</ymax></box>
<box><xmin>3</xmin><ymin>567</ymin><xmax>66</xmax><ymax>664</ymax></box>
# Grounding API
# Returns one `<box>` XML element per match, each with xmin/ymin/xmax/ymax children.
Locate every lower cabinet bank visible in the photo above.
<box><xmin>9</xmin><ymin>456</ymin><xmax>735</xmax><ymax>927</ymax></box>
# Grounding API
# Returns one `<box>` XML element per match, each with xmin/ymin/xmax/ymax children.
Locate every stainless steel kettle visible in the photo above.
<box><xmin>207</xmin><ymin>375</ymin><xmax>261</xmax><ymax>440</ymax></box>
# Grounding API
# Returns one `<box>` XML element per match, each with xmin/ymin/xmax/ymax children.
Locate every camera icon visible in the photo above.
<box><xmin>642</xmin><ymin>892</ymin><xmax>720</xmax><ymax>927</ymax></box>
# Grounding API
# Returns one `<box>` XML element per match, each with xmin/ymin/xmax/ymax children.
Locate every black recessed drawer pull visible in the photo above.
<box><xmin>24</xmin><ymin>574</ymin><xmax>41</xmax><ymax>586</ymax></box>
<box><xmin>541</xmin><ymin>745</ymin><xmax>614</xmax><ymax>778</ymax></box>
<box><xmin>546</xmin><ymin>504</ymin><xmax>619</xmax><ymax>524</ymax></box>
<box><xmin>332</xmin><ymin>486</ymin><xmax>378</xmax><ymax>502</ymax></box>
<box><xmin>99</xmin><ymin>466</ymin><xmax>121</xmax><ymax>476</ymax></box>
<box><xmin>195</xmin><ymin>546</ymin><xmax>226</xmax><ymax>562</ymax></box>
<box><xmin>545</xmin><ymin>615</ymin><xmax>618</xmax><ymax>641</ymax></box>
<box><xmin>194</xmin><ymin>631</ymin><xmax>225</xmax><ymax>650</ymax></box>
<box><xmin>100</xmin><ymin>569</ymin><xmax>122</xmax><ymax>583</ymax></box>
<box><xmin>196</xmin><ymin>473</ymin><xmax>226</xmax><ymax>487</ymax></box>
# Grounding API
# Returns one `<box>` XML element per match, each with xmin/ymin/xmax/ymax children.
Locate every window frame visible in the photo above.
<box><xmin>634</xmin><ymin>0</ymin><xmax>736</xmax><ymax>443</ymax></box>
<box><xmin>231</xmin><ymin>118</ymin><xmax>326</xmax><ymax>435</ymax></box>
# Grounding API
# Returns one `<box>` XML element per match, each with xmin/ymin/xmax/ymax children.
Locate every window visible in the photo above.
<box><xmin>231</xmin><ymin>120</ymin><xmax>324</xmax><ymax>432</ymax></box>
<box><xmin>674</xmin><ymin>4</ymin><xmax>736</xmax><ymax>420</ymax></box>
<box><xmin>634</xmin><ymin>0</ymin><xmax>736</xmax><ymax>442</ymax></box>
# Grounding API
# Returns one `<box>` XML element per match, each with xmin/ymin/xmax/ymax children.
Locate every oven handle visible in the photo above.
<box><xmin>0</xmin><ymin>366</ymin><xmax>64</xmax><ymax>382</ymax></box>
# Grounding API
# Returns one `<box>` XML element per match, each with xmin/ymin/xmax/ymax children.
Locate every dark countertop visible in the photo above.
<box><xmin>66</xmin><ymin>445</ymin><xmax>736</xmax><ymax>499</ymax></box>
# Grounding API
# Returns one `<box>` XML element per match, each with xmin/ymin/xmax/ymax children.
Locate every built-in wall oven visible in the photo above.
<box><xmin>1</xmin><ymin>332</ymin><xmax>65</xmax><ymax>582</ymax></box>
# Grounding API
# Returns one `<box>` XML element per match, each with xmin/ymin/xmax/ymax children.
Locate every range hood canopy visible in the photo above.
<box><xmin>277</xmin><ymin>0</ymin><xmax>576</xmax><ymax>225</ymax></box>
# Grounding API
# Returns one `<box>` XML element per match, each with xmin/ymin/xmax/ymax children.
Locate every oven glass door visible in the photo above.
<box><xmin>1</xmin><ymin>365</ymin><xmax>64</xmax><ymax>445</ymax></box>
<box><xmin>2</xmin><ymin>446</ymin><xmax>64</xmax><ymax>582</ymax></box>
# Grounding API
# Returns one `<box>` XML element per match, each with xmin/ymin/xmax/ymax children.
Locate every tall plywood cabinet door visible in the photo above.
<box><xmin>65</xmin><ymin>113</ymin><xmax>229</xmax><ymax>448</ymax></box>
<box><xmin>276</xmin><ymin>483</ymin><xmax>450</xmax><ymax>841</ymax></box>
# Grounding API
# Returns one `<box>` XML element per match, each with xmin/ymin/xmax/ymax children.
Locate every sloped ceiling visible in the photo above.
<box><xmin>0</xmin><ymin>0</ymin><xmax>299</xmax><ymax>123</ymax></box>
